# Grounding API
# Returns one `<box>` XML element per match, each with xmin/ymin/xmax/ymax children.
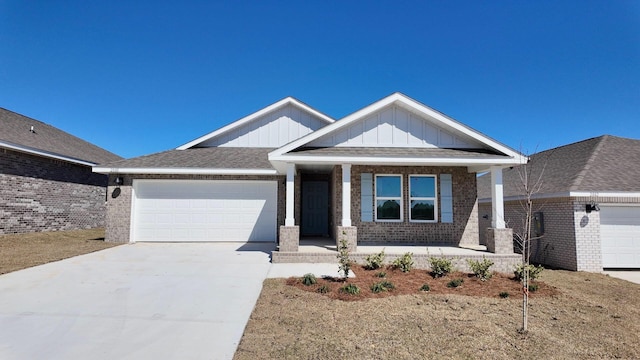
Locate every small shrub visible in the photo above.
<box><xmin>337</xmin><ymin>237</ymin><xmax>353</xmax><ymax>278</ymax></box>
<box><xmin>301</xmin><ymin>273</ymin><xmax>317</xmax><ymax>286</ymax></box>
<box><xmin>429</xmin><ymin>257</ymin><xmax>453</xmax><ymax>278</ymax></box>
<box><xmin>467</xmin><ymin>258</ymin><xmax>494</xmax><ymax>281</ymax></box>
<box><xmin>370</xmin><ymin>280</ymin><xmax>395</xmax><ymax>293</ymax></box>
<box><xmin>317</xmin><ymin>285</ymin><xmax>330</xmax><ymax>294</ymax></box>
<box><xmin>339</xmin><ymin>283</ymin><xmax>360</xmax><ymax>295</ymax></box>
<box><xmin>364</xmin><ymin>250</ymin><xmax>386</xmax><ymax>270</ymax></box>
<box><xmin>447</xmin><ymin>278</ymin><xmax>464</xmax><ymax>288</ymax></box>
<box><xmin>499</xmin><ymin>291</ymin><xmax>510</xmax><ymax>298</ymax></box>
<box><xmin>420</xmin><ymin>284</ymin><xmax>431</xmax><ymax>292</ymax></box>
<box><xmin>375</xmin><ymin>271</ymin><xmax>387</xmax><ymax>278</ymax></box>
<box><xmin>514</xmin><ymin>264</ymin><xmax>545</xmax><ymax>281</ymax></box>
<box><xmin>380</xmin><ymin>280</ymin><xmax>395</xmax><ymax>290</ymax></box>
<box><xmin>392</xmin><ymin>252</ymin><xmax>414</xmax><ymax>273</ymax></box>
<box><xmin>528</xmin><ymin>283</ymin><xmax>539</xmax><ymax>292</ymax></box>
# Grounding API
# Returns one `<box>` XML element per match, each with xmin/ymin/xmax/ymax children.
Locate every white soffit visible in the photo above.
<box><xmin>177</xmin><ymin>97</ymin><xmax>335</xmax><ymax>150</ymax></box>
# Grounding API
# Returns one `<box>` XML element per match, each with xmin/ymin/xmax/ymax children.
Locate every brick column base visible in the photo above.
<box><xmin>279</xmin><ymin>226</ymin><xmax>300</xmax><ymax>252</ymax></box>
<box><xmin>336</xmin><ymin>226</ymin><xmax>357</xmax><ymax>252</ymax></box>
<box><xmin>485</xmin><ymin>228</ymin><xmax>514</xmax><ymax>254</ymax></box>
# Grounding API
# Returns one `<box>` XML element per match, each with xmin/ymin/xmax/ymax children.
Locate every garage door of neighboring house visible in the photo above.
<box><xmin>132</xmin><ymin>180</ymin><xmax>277</xmax><ymax>242</ymax></box>
<box><xmin>600</xmin><ymin>205</ymin><xmax>640</xmax><ymax>268</ymax></box>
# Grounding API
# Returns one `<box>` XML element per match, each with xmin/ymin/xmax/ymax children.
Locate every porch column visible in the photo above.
<box><xmin>337</xmin><ymin>163</ymin><xmax>356</xmax><ymax>252</ymax></box>
<box><xmin>285</xmin><ymin>163</ymin><xmax>295</xmax><ymax>226</ymax></box>
<box><xmin>341</xmin><ymin>163</ymin><xmax>351</xmax><ymax>226</ymax></box>
<box><xmin>490</xmin><ymin>166</ymin><xmax>506</xmax><ymax>229</ymax></box>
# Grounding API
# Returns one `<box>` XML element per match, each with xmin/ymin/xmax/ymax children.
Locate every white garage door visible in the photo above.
<box><xmin>132</xmin><ymin>180</ymin><xmax>277</xmax><ymax>242</ymax></box>
<box><xmin>600</xmin><ymin>205</ymin><xmax>640</xmax><ymax>268</ymax></box>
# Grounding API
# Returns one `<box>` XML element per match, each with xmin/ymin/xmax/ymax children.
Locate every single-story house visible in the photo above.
<box><xmin>0</xmin><ymin>107</ymin><xmax>122</xmax><ymax>234</ymax></box>
<box><xmin>478</xmin><ymin>135</ymin><xmax>640</xmax><ymax>271</ymax></box>
<box><xmin>94</xmin><ymin>93</ymin><xmax>527</xmax><ymax>266</ymax></box>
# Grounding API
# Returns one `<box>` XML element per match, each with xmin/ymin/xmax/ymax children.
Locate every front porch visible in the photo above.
<box><xmin>272</xmin><ymin>238</ymin><xmax>522</xmax><ymax>273</ymax></box>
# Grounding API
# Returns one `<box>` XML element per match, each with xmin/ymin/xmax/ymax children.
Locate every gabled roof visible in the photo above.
<box><xmin>477</xmin><ymin>135</ymin><xmax>640</xmax><ymax>200</ymax></box>
<box><xmin>269</xmin><ymin>92</ymin><xmax>526</xmax><ymax>171</ymax></box>
<box><xmin>177</xmin><ymin>97</ymin><xmax>335</xmax><ymax>150</ymax></box>
<box><xmin>0</xmin><ymin>107</ymin><xmax>122</xmax><ymax>166</ymax></box>
<box><xmin>93</xmin><ymin>147</ymin><xmax>277</xmax><ymax>175</ymax></box>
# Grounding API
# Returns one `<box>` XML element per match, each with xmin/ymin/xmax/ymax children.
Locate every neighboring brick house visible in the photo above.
<box><xmin>478</xmin><ymin>135</ymin><xmax>640</xmax><ymax>271</ymax></box>
<box><xmin>0</xmin><ymin>108</ymin><xmax>122</xmax><ymax>234</ymax></box>
<box><xmin>94</xmin><ymin>93</ymin><xmax>526</xmax><ymax>263</ymax></box>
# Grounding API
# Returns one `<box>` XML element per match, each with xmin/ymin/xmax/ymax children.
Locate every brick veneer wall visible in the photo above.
<box><xmin>104</xmin><ymin>174</ymin><xmax>285</xmax><ymax>243</ymax></box>
<box><xmin>336</xmin><ymin>165</ymin><xmax>479</xmax><ymax>246</ymax></box>
<box><xmin>0</xmin><ymin>148</ymin><xmax>108</xmax><ymax>234</ymax></box>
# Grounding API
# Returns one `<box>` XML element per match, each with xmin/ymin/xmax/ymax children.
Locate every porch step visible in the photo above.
<box><xmin>272</xmin><ymin>251</ymin><xmax>521</xmax><ymax>274</ymax></box>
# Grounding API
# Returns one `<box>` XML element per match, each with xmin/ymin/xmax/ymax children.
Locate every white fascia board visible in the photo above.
<box><xmin>92</xmin><ymin>167</ymin><xmax>277</xmax><ymax>175</ymax></box>
<box><xmin>271</xmin><ymin>92</ymin><xmax>527</xmax><ymax>163</ymax></box>
<box><xmin>177</xmin><ymin>97</ymin><xmax>335</xmax><ymax>150</ymax></box>
<box><xmin>478</xmin><ymin>191</ymin><xmax>640</xmax><ymax>203</ymax></box>
<box><xmin>0</xmin><ymin>141</ymin><xmax>97</xmax><ymax>167</ymax></box>
<box><xmin>270</xmin><ymin>154</ymin><xmax>524</xmax><ymax>167</ymax></box>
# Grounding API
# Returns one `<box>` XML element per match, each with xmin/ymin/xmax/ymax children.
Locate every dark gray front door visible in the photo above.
<box><xmin>301</xmin><ymin>181</ymin><xmax>329</xmax><ymax>236</ymax></box>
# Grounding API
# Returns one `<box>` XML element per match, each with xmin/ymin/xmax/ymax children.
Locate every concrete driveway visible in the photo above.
<box><xmin>604</xmin><ymin>271</ymin><xmax>640</xmax><ymax>285</ymax></box>
<box><xmin>0</xmin><ymin>243</ymin><xmax>276</xmax><ymax>360</ymax></box>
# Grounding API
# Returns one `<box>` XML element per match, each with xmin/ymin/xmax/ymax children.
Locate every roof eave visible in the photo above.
<box><xmin>92</xmin><ymin>167</ymin><xmax>277</xmax><ymax>175</ymax></box>
<box><xmin>0</xmin><ymin>140</ymin><xmax>97</xmax><ymax>167</ymax></box>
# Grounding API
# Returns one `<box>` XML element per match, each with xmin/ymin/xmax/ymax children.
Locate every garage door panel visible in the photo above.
<box><xmin>133</xmin><ymin>180</ymin><xmax>277</xmax><ymax>242</ymax></box>
<box><xmin>600</xmin><ymin>206</ymin><xmax>640</xmax><ymax>268</ymax></box>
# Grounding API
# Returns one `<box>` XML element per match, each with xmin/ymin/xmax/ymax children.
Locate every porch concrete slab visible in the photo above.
<box><xmin>0</xmin><ymin>242</ymin><xmax>274</xmax><ymax>360</ymax></box>
<box><xmin>268</xmin><ymin>263</ymin><xmax>353</xmax><ymax>278</ymax></box>
<box><xmin>357</xmin><ymin>245</ymin><xmax>491</xmax><ymax>256</ymax></box>
<box><xmin>604</xmin><ymin>271</ymin><xmax>640</xmax><ymax>285</ymax></box>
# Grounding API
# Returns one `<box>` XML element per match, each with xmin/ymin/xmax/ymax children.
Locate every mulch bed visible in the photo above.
<box><xmin>286</xmin><ymin>264</ymin><xmax>559</xmax><ymax>301</ymax></box>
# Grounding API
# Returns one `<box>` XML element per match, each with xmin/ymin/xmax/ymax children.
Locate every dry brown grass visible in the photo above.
<box><xmin>236</xmin><ymin>269</ymin><xmax>640</xmax><ymax>360</ymax></box>
<box><xmin>0</xmin><ymin>228</ymin><xmax>119</xmax><ymax>274</ymax></box>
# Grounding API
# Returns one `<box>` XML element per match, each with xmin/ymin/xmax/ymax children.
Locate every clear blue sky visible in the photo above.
<box><xmin>1</xmin><ymin>1</ymin><xmax>638</xmax><ymax>159</ymax></box>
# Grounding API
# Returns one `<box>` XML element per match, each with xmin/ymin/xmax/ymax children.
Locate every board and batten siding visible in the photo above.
<box><xmin>200</xmin><ymin>104</ymin><xmax>329</xmax><ymax>148</ymax></box>
<box><xmin>308</xmin><ymin>105</ymin><xmax>480</xmax><ymax>148</ymax></box>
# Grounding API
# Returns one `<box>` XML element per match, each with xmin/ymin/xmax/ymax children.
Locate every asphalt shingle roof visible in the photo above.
<box><xmin>0</xmin><ymin>107</ymin><xmax>122</xmax><ymax>165</ymax></box>
<box><xmin>100</xmin><ymin>147</ymin><xmax>276</xmax><ymax>169</ymax></box>
<box><xmin>477</xmin><ymin>135</ymin><xmax>640</xmax><ymax>199</ymax></box>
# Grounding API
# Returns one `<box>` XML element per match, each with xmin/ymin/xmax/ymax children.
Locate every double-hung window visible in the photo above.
<box><xmin>409</xmin><ymin>175</ymin><xmax>437</xmax><ymax>222</ymax></box>
<box><xmin>375</xmin><ymin>175</ymin><xmax>402</xmax><ymax>221</ymax></box>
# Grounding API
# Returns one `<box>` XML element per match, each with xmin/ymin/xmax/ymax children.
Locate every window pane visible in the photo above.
<box><xmin>411</xmin><ymin>200</ymin><xmax>435</xmax><ymax>221</ymax></box>
<box><xmin>377</xmin><ymin>200</ymin><xmax>401</xmax><ymax>220</ymax></box>
<box><xmin>410</xmin><ymin>176</ymin><xmax>435</xmax><ymax>197</ymax></box>
<box><xmin>376</xmin><ymin>176</ymin><xmax>401</xmax><ymax>197</ymax></box>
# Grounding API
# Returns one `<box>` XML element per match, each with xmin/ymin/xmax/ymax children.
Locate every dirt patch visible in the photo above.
<box><xmin>0</xmin><ymin>228</ymin><xmax>119</xmax><ymax>274</ymax></box>
<box><xmin>287</xmin><ymin>265</ymin><xmax>557</xmax><ymax>301</ymax></box>
<box><xmin>236</xmin><ymin>269</ymin><xmax>640</xmax><ymax>360</ymax></box>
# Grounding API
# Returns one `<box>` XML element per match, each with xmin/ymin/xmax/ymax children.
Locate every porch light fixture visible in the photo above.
<box><xmin>586</xmin><ymin>202</ymin><xmax>600</xmax><ymax>213</ymax></box>
<box><xmin>114</xmin><ymin>176</ymin><xmax>124</xmax><ymax>186</ymax></box>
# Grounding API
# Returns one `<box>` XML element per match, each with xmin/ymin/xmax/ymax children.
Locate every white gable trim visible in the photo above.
<box><xmin>0</xmin><ymin>140</ymin><xmax>97</xmax><ymax>167</ymax></box>
<box><xmin>270</xmin><ymin>93</ymin><xmax>526</xmax><ymax>163</ymax></box>
<box><xmin>177</xmin><ymin>97</ymin><xmax>335</xmax><ymax>150</ymax></box>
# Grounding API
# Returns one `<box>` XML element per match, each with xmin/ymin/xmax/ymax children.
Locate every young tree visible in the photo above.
<box><xmin>512</xmin><ymin>151</ymin><xmax>548</xmax><ymax>333</ymax></box>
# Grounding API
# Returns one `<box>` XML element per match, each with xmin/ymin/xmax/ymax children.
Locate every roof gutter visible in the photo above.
<box><xmin>92</xmin><ymin>167</ymin><xmax>278</xmax><ymax>175</ymax></box>
<box><xmin>0</xmin><ymin>140</ymin><xmax>97</xmax><ymax>167</ymax></box>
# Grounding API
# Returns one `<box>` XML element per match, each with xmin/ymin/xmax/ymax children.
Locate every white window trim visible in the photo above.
<box><xmin>375</xmin><ymin>174</ymin><xmax>403</xmax><ymax>222</ymax></box>
<box><xmin>409</xmin><ymin>175</ymin><xmax>438</xmax><ymax>223</ymax></box>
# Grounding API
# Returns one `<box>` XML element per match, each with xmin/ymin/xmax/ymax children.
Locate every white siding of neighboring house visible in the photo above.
<box><xmin>308</xmin><ymin>104</ymin><xmax>482</xmax><ymax>148</ymax></box>
<box><xmin>200</xmin><ymin>104</ymin><xmax>329</xmax><ymax>147</ymax></box>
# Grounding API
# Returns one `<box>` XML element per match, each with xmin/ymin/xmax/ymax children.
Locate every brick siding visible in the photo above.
<box><xmin>333</xmin><ymin>165</ymin><xmax>479</xmax><ymax>246</ymax></box>
<box><xmin>479</xmin><ymin>195</ymin><xmax>639</xmax><ymax>271</ymax></box>
<box><xmin>0</xmin><ymin>148</ymin><xmax>108</xmax><ymax>234</ymax></box>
